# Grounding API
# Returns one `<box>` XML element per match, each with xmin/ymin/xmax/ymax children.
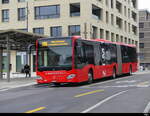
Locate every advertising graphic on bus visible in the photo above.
<box><xmin>36</xmin><ymin>36</ymin><xmax>138</xmax><ymax>84</ymax></box>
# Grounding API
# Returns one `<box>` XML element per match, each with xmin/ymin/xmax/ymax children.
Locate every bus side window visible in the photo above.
<box><xmin>110</xmin><ymin>44</ymin><xmax>117</xmax><ymax>63</ymax></box>
<box><xmin>75</xmin><ymin>40</ymin><xmax>85</xmax><ymax>68</ymax></box>
<box><xmin>82</xmin><ymin>42</ymin><xmax>94</xmax><ymax>65</ymax></box>
<box><xmin>121</xmin><ymin>45</ymin><xmax>129</xmax><ymax>63</ymax></box>
<box><xmin>105</xmin><ymin>43</ymin><xmax>111</xmax><ymax>64</ymax></box>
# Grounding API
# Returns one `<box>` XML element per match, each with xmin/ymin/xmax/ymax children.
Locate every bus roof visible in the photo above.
<box><xmin>80</xmin><ymin>38</ymin><xmax>136</xmax><ymax>48</ymax></box>
<box><xmin>37</xmin><ymin>36</ymin><xmax>136</xmax><ymax>48</ymax></box>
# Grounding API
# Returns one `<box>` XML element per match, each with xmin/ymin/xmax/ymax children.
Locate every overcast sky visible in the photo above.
<box><xmin>138</xmin><ymin>0</ymin><xmax>150</xmax><ymax>11</ymax></box>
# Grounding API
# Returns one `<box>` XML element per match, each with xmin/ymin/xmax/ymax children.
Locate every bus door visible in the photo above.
<box><xmin>94</xmin><ymin>43</ymin><xmax>103</xmax><ymax>79</ymax></box>
<box><xmin>105</xmin><ymin>43</ymin><xmax>113</xmax><ymax>76</ymax></box>
<box><xmin>116</xmin><ymin>45</ymin><xmax>122</xmax><ymax>75</ymax></box>
<box><xmin>101</xmin><ymin>43</ymin><xmax>108</xmax><ymax>77</ymax></box>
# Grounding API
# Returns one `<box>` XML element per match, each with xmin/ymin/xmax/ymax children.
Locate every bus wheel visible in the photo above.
<box><xmin>112</xmin><ymin>68</ymin><xmax>116</xmax><ymax>79</ymax></box>
<box><xmin>88</xmin><ymin>71</ymin><xmax>93</xmax><ymax>84</ymax></box>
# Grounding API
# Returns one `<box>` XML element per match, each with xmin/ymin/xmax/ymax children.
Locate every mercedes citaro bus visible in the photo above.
<box><xmin>36</xmin><ymin>36</ymin><xmax>138</xmax><ymax>84</ymax></box>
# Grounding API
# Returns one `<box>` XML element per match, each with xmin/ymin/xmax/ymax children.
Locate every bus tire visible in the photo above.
<box><xmin>112</xmin><ymin>68</ymin><xmax>116</xmax><ymax>79</ymax></box>
<box><xmin>88</xmin><ymin>71</ymin><xmax>93</xmax><ymax>84</ymax></box>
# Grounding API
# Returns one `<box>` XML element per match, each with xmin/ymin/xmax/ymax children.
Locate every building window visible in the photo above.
<box><xmin>33</xmin><ymin>27</ymin><xmax>44</xmax><ymax>35</ymax></box>
<box><xmin>139</xmin><ymin>43</ymin><xmax>144</xmax><ymax>48</ymax></box>
<box><xmin>139</xmin><ymin>23</ymin><xmax>144</xmax><ymax>28</ymax></box>
<box><xmin>2</xmin><ymin>0</ymin><xmax>9</xmax><ymax>4</ymax></box>
<box><xmin>139</xmin><ymin>33</ymin><xmax>144</xmax><ymax>38</ymax></box>
<box><xmin>18</xmin><ymin>0</ymin><xmax>26</xmax><ymax>2</ymax></box>
<box><xmin>92</xmin><ymin>26</ymin><xmax>98</xmax><ymax>39</ymax></box>
<box><xmin>50</xmin><ymin>26</ymin><xmax>62</xmax><ymax>37</ymax></box>
<box><xmin>17</xmin><ymin>28</ymin><xmax>28</xmax><ymax>32</ymax></box>
<box><xmin>106</xmin><ymin>11</ymin><xmax>109</xmax><ymax>23</ymax></box>
<box><xmin>116</xmin><ymin>1</ymin><xmax>122</xmax><ymax>13</ymax></box>
<box><xmin>116</xmin><ymin>17</ymin><xmax>122</xmax><ymax>29</ymax></box>
<box><xmin>100</xmin><ymin>29</ymin><xmax>104</xmax><ymax>39</ymax></box>
<box><xmin>68</xmin><ymin>25</ymin><xmax>80</xmax><ymax>36</ymax></box>
<box><xmin>111</xmin><ymin>0</ymin><xmax>114</xmax><ymax>8</ymax></box>
<box><xmin>111</xmin><ymin>14</ymin><xmax>114</xmax><ymax>25</ymax></box>
<box><xmin>70</xmin><ymin>3</ymin><xmax>80</xmax><ymax>17</ymax></box>
<box><xmin>35</xmin><ymin>5</ymin><xmax>60</xmax><ymax>19</ymax></box>
<box><xmin>139</xmin><ymin>53</ymin><xmax>144</xmax><ymax>60</ymax></box>
<box><xmin>92</xmin><ymin>5</ymin><xmax>102</xmax><ymax>20</ymax></box>
<box><xmin>18</xmin><ymin>8</ymin><xmax>26</xmax><ymax>21</ymax></box>
<box><xmin>2</xmin><ymin>9</ymin><xmax>9</xmax><ymax>22</ymax></box>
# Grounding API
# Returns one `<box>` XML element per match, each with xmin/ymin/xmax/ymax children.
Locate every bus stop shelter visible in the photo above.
<box><xmin>0</xmin><ymin>29</ymin><xmax>47</xmax><ymax>82</ymax></box>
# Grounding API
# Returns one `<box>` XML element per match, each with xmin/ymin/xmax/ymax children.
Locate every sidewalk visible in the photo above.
<box><xmin>0</xmin><ymin>77</ymin><xmax>36</xmax><ymax>91</ymax></box>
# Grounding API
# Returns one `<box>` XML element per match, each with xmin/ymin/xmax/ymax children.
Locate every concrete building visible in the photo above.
<box><xmin>0</xmin><ymin>0</ymin><xmax>139</xmax><ymax>75</ymax></box>
<box><xmin>139</xmin><ymin>10</ymin><xmax>150</xmax><ymax>70</ymax></box>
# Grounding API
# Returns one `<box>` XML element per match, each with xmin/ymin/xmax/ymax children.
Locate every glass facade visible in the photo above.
<box><xmin>2</xmin><ymin>9</ymin><xmax>9</xmax><ymax>22</ymax></box>
<box><xmin>50</xmin><ymin>26</ymin><xmax>62</xmax><ymax>37</ymax></box>
<box><xmin>18</xmin><ymin>8</ymin><xmax>26</xmax><ymax>21</ymax></box>
<box><xmin>68</xmin><ymin>25</ymin><xmax>80</xmax><ymax>36</ymax></box>
<box><xmin>33</xmin><ymin>27</ymin><xmax>44</xmax><ymax>35</ymax></box>
<box><xmin>35</xmin><ymin>5</ymin><xmax>60</xmax><ymax>19</ymax></box>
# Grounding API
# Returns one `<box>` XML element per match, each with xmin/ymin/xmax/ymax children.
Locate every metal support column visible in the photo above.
<box><xmin>29</xmin><ymin>53</ymin><xmax>31</xmax><ymax>77</ymax></box>
<box><xmin>28</xmin><ymin>44</ymin><xmax>34</xmax><ymax>77</ymax></box>
<box><xmin>6</xmin><ymin>35</ymin><xmax>11</xmax><ymax>82</ymax></box>
<box><xmin>0</xmin><ymin>48</ymin><xmax>3</xmax><ymax>80</ymax></box>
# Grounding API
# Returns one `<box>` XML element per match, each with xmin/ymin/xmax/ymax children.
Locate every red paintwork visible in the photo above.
<box><xmin>36</xmin><ymin>36</ymin><xmax>138</xmax><ymax>84</ymax></box>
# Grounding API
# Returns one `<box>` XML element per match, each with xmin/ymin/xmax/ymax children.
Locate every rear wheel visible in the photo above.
<box><xmin>88</xmin><ymin>71</ymin><xmax>93</xmax><ymax>84</ymax></box>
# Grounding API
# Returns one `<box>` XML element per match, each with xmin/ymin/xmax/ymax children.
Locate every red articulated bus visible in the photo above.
<box><xmin>36</xmin><ymin>36</ymin><xmax>138</xmax><ymax>85</ymax></box>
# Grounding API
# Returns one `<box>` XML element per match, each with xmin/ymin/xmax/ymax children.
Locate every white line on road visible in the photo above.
<box><xmin>144</xmin><ymin>101</ymin><xmax>150</xmax><ymax>113</ymax></box>
<box><xmin>0</xmin><ymin>88</ymin><xmax>9</xmax><ymax>92</ymax></box>
<box><xmin>0</xmin><ymin>82</ymin><xmax>36</xmax><ymax>92</ymax></box>
<box><xmin>82</xmin><ymin>75</ymin><xmax>135</xmax><ymax>88</ymax></box>
<box><xmin>81</xmin><ymin>90</ymin><xmax>128</xmax><ymax>113</ymax></box>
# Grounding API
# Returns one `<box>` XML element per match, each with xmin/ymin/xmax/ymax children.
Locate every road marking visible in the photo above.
<box><xmin>81</xmin><ymin>90</ymin><xmax>128</xmax><ymax>113</ymax></box>
<box><xmin>116</xmin><ymin>80</ymin><xmax>137</xmax><ymax>84</ymax></box>
<box><xmin>144</xmin><ymin>101</ymin><xmax>150</xmax><ymax>113</ymax></box>
<box><xmin>84</xmin><ymin>76</ymin><xmax>135</xmax><ymax>88</ymax></box>
<box><xmin>74</xmin><ymin>89</ymin><xmax>104</xmax><ymax>98</ymax></box>
<box><xmin>137</xmin><ymin>81</ymin><xmax>149</xmax><ymax>85</ymax></box>
<box><xmin>0</xmin><ymin>88</ymin><xmax>9</xmax><ymax>92</ymax></box>
<box><xmin>137</xmin><ymin>81</ymin><xmax>150</xmax><ymax>87</ymax></box>
<box><xmin>25</xmin><ymin>107</ymin><xmax>46</xmax><ymax>113</ymax></box>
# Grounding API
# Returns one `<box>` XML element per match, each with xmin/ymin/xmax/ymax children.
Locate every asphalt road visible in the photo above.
<box><xmin>0</xmin><ymin>73</ymin><xmax>150</xmax><ymax>113</ymax></box>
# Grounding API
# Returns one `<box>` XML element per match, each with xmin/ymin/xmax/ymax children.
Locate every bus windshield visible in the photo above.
<box><xmin>37</xmin><ymin>38</ymin><xmax>72</xmax><ymax>71</ymax></box>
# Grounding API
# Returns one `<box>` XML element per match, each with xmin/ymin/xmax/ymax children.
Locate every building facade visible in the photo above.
<box><xmin>139</xmin><ymin>10</ymin><xmax>150</xmax><ymax>70</ymax></box>
<box><xmin>0</xmin><ymin>0</ymin><xmax>139</xmax><ymax>74</ymax></box>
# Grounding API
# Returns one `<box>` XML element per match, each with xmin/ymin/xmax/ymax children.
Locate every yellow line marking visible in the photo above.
<box><xmin>137</xmin><ymin>81</ymin><xmax>149</xmax><ymax>86</ymax></box>
<box><xmin>74</xmin><ymin>89</ymin><xmax>104</xmax><ymax>98</ymax></box>
<box><xmin>25</xmin><ymin>107</ymin><xmax>46</xmax><ymax>113</ymax></box>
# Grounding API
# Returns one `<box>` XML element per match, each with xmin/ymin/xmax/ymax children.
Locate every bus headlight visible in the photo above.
<box><xmin>67</xmin><ymin>74</ymin><xmax>76</xmax><ymax>80</ymax></box>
